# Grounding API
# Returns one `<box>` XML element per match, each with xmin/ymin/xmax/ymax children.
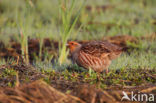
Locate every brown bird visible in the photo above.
<box><xmin>67</xmin><ymin>41</ymin><xmax>123</xmax><ymax>73</ymax></box>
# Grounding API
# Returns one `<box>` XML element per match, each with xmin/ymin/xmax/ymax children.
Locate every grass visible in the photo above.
<box><xmin>110</xmin><ymin>50</ymin><xmax>156</xmax><ymax>70</ymax></box>
<box><xmin>58</xmin><ymin>0</ymin><xmax>84</xmax><ymax>65</ymax></box>
<box><xmin>0</xmin><ymin>0</ymin><xmax>155</xmax><ymax>39</ymax></box>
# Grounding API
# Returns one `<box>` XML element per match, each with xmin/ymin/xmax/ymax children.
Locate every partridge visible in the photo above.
<box><xmin>67</xmin><ymin>41</ymin><xmax>122</xmax><ymax>73</ymax></box>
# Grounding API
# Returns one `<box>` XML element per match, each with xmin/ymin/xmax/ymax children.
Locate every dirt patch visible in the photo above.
<box><xmin>0</xmin><ymin>34</ymin><xmax>155</xmax><ymax>62</ymax></box>
<box><xmin>0</xmin><ymin>64</ymin><xmax>45</xmax><ymax>87</ymax></box>
<box><xmin>85</xmin><ymin>5</ymin><xmax>115</xmax><ymax>13</ymax></box>
<box><xmin>0</xmin><ymin>64</ymin><xmax>155</xmax><ymax>103</ymax></box>
<box><xmin>0</xmin><ymin>80</ymin><xmax>155</xmax><ymax>103</ymax></box>
<box><xmin>105</xmin><ymin>35</ymin><xmax>137</xmax><ymax>47</ymax></box>
<box><xmin>0</xmin><ymin>80</ymin><xmax>84</xmax><ymax>103</ymax></box>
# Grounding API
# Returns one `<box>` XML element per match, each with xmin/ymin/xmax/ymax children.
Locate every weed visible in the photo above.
<box><xmin>2</xmin><ymin>68</ymin><xmax>16</xmax><ymax>77</ymax></box>
<box><xmin>58</xmin><ymin>0</ymin><xmax>85</xmax><ymax>65</ymax></box>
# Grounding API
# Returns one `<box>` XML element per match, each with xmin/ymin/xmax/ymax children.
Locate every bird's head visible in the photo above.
<box><xmin>66</xmin><ymin>41</ymin><xmax>81</xmax><ymax>53</ymax></box>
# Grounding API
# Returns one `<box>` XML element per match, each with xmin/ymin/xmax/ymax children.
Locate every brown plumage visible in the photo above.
<box><xmin>67</xmin><ymin>41</ymin><xmax>122</xmax><ymax>73</ymax></box>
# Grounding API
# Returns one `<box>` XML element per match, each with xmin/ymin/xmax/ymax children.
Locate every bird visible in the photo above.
<box><xmin>67</xmin><ymin>41</ymin><xmax>123</xmax><ymax>74</ymax></box>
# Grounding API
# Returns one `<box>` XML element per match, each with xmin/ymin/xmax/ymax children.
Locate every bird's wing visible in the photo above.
<box><xmin>81</xmin><ymin>41</ymin><xmax>122</xmax><ymax>58</ymax></box>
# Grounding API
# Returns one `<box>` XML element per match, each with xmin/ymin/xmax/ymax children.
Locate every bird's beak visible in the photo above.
<box><xmin>66</xmin><ymin>44</ymin><xmax>69</xmax><ymax>47</ymax></box>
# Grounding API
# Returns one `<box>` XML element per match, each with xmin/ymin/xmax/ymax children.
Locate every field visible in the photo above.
<box><xmin>0</xmin><ymin>0</ymin><xmax>156</xmax><ymax>103</ymax></box>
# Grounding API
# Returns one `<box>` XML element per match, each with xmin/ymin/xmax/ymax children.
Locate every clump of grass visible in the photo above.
<box><xmin>0</xmin><ymin>59</ymin><xmax>6</xmax><ymax>65</ymax></box>
<box><xmin>2</xmin><ymin>68</ymin><xmax>16</xmax><ymax>77</ymax></box>
<box><xmin>58</xmin><ymin>0</ymin><xmax>85</xmax><ymax>65</ymax></box>
<box><xmin>16</xmin><ymin>0</ymin><xmax>35</xmax><ymax>64</ymax></box>
<box><xmin>36</xmin><ymin>30</ymin><xmax>45</xmax><ymax>61</ymax></box>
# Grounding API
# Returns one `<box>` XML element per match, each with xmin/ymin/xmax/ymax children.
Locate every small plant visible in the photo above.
<box><xmin>58</xmin><ymin>0</ymin><xmax>85</xmax><ymax>65</ymax></box>
<box><xmin>3</xmin><ymin>68</ymin><xmax>16</xmax><ymax>76</ymax></box>
<box><xmin>16</xmin><ymin>0</ymin><xmax>34</xmax><ymax>64</ymax></box>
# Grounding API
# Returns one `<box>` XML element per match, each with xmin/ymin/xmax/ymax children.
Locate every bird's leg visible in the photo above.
<box><xmin>105</xmin><ymin>68</ymin><xmax>109</xmax><ymax>74</ymax></box>
<box><xmin>96</xmin><ymin>72</ymin><xmax>101</xmax><ymax>82</ymax></box>
<box><xmin>12</xmin><ymin>55</ymin><xmax>19</xmax><ymax>65</ymax></box>
<box><xmin>16</xmin><ymin>55</ymin><xmax>19</xmax><ymax>65</ymax></box>
<box><xmin>105</xmin><ymin>61</ymin><xmax>111</xmax><ymax>74</ymax></box>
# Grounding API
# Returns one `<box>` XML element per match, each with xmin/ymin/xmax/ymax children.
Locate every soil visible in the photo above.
<box><xmin>1</xmin><ymin>34</ymin><xmax>155</xmax><ymax>63</ymax></box>
<box><xmin>0</xmin><ymin>64</ymin><xmax>155</xmax><ymax>103</ymax></box>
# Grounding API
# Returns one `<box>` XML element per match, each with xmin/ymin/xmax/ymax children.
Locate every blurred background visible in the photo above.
<box><xmin>0</xmin><ymin>0</ymin><xmax>156</xmax><ymax>68</ymax></box>
<box><xmin>0</xmin><ymin>0</ymin><xmax>156</xmax><ymax>41</ymax></box>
